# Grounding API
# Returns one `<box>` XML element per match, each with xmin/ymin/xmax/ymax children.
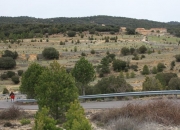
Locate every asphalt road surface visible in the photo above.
<box><xmin>1</xmin><ymin>99</ymin><xmax>178</xmax><ymax>110</ymax></box>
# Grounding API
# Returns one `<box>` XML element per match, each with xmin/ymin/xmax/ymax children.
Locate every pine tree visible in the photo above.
<box><xmin>63</xmin><ymin>100</ymin><xmax>92</xmax><ymax>130</ymax></box>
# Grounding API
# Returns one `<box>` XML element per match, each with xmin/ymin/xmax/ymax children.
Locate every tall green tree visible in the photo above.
<box><xmin>35</xmin><ymin>61</ymin><xmax>78</xmax><ymax>120</ymax></box>
<box><xmin>72</xmin><ymin>57</ymin><xmax>95</xmax><ymax>95</ymax></box>
<box><xmin>20</xmin><ymin>63</ymin><xmax>45</xmax><ymax>98</ymax></box>
<box><xmin>63</xmin><ymin>100</ymin><xmax>92</xmax><ymax>130</ymax></box>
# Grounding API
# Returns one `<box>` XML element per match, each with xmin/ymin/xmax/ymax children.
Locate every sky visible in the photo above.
<box><xmin>0</xmin><ymin>0</ymin><xmax>180</xmax><ymax>22</ymax></box>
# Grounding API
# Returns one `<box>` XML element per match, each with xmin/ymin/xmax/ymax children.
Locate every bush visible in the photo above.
<box><xmin>157</xmin><ymin>63</ymin><xmax>166</xmax><ymax>72</ymax></box>
<box><xmin>2</xmin><ymin>50</ymin><xmax>18</xmax><ymax>59</ymax></box>
<box><xmin>20</xmin><ymin>119</ymin><xmax>31</xmax><ymax>125</ymax></box>
<box><xmin>141</xmin><ymin>65</ymin><xmax>150</xmax><ymax>75</ymax></box>
<box><xmin>112</xmin><ymin>59</ymin><xmax>127</xmax><ymax>72</ymax></box>
<box><xmin>18</xmin><ymin>70</ymin><xmax>23</xmax><ymax>76</ymax></box>
<box><xmin>130</xmin><ymin>65</ymin><xmax>138</xmax><ymax>71</ymax></box>
<box><xmin>0</xmin><ymin>57</ymin><xmax>16</xmax><ymax>69</ymax></box>
<box><xmin>94</xmin><ymin>76</ymin><xmax>133</xmax><ymax>94</ymax></box>
<box><xmin>175</xmin><ymin>54</ymin><xmax>180</xmax><ymax>62</ymax></box>
<box><xmin>81</xmin><ymin>52</ymin><xmax>86</xmax><ymax>56</ymax></box>
<box><xmin>63</xmin><ymin>100</ymin><xmax>92</xmax><ymax>130</ymax></box>
<box><xmin>1</xmin><ymin>73</ymin><xmax>8</xmax><ymax>80</ymax></box>
<box><xmin>11</xmin><ymin>76</ymin><xmax>20</xmax><ymax>84</ymax></box>
<box><xmin>155</xmin><ymin>72</ymin><xmax>177</xmax><ymax>89</ymax></box>
<box><xmin>42</xmin><ymin>47</ymin><xmax>59</xmax><ymax>59</ymax></box>
<box><xmin>121</xmin><ymin>47</ymin><xmax>130</xmax><ymax>56</ymax></box>
<box><xmin>0</xmin><ymin>105</ymin><xmax>23</xmax><ymax>119</ymax></box>
<box><xmin>143</xmin><ymin>77</ymin><xmax>163</xmax><ymax>91</ymax></box>
<box><xmin>67</xmin><ymin>31</ymin><xmax>76</xmax><ymax>37</ymax></box>
<box><xmin>3</xmin><ymin>88</ymin><xmax>9</xmax><ymax>94</ymax></box>
<box><xmin>138</xmin><ymin>45</ymin><xmax>147</xmax><ymax>54</ymax></box>
<box><xmin>33</xmin><ymin>107</ymin><xmax>61</xmax><ymax>130</ymax></box>
<box><xmin>90</xmin><ymin>49</ymin><xmax>95</xmax><ymax>54</ymax></box>
<box><xmin>151</xmin><ymin>66</ymin><xmax>157</xmax><ymax>74</ymax></box>
<box><xmin>168</xmin><ymin>77</ymin><xmax>180</xmax><ymax>90</ymax></box>
<box><xmin>6</xmin><ymin>71</ymin><xmax>15</xmax><ymax>78</ymax></box>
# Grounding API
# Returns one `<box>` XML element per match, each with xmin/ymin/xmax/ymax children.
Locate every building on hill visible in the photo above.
<box><xmin>119</xmin><ymin>27</ymin><xmax>127</xmax><ymax>34</ymax></box>
<box><xmin>135</xmin><ymin>28</ymin><xmax>167</xmax><ymax>35</ymax></box>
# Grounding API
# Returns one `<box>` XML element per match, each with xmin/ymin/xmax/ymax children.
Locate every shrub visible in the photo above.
<box><xmin>130</xmin><ymin>65</ymin><xmax>138</xmax><ymax>71</ymax></box>
<box><xmin>155</xmin><ymin>72</ymin><xmax>177</xmax><ymax>89</ymax></box>
<box><xmin>90</xmin><ymin>49</ymin><xmax>95</xmax><ymax>54</ymax></box>
<box><xmin>2</xmin><ymin>50</ymin><xmax>18</xmax><ymax>59</ymax></box>
<box><xmin>11</xmin><ymin>76</ymin><xmax>20</xmax><ymax>84</ymax></box>
<box><xmin>1</xmin><ymin>73</ymin><xmax>8</xmax><ymax>80</ymax></box>
<box><xmin>142</xmin><ymin>77</ymin><xmax>163</xmax><ymax>91</ymax></box>
<box><xmin>175</xmin><ymin>54</ymin><xmax>180</xmax><ymax>62</ymax></box>
<box><xmin>63</xmin><ymin>100</ymin><xmax>92</xmax><ymax>130</ymax></box>
<box><xmin>0</xmin><ymin>57</ymin><xmax>16</xmax><ymax>69</ymax></box>
<box><xmin>121</xmin><ymin>47</ymin><xmax>130</xmax><ymax>56</ymax></box>
<box><xmin>112</xmin><ymin>59</ymin><xmax>127</xmax><ymax>72</ymax></box>
<box><xmin>20</xmin><ymin>119</ymin><xmax>31</xmax><ymax>125</ymax></box>
<box><xmin>91</xmin><ymin>100</ymin><xmax>180</xmax><ymax>126</ymax></box>
<box><xmin>138</xmin><ymin>45</ymin><xmax>147</xmax><ymax>54</ymax></box>
<box><xmin>157</xmin><ymin>63</ymin><xmax>166</xmax><ymax>72</ymax></box>
<box><xmin>151</xmin><ymin>66</ymin><xmax>157</xmax><ymax>74</ymax></box>
<box><xmin>67</xmin><ymin>31</ymin><xmax>76</xmax><ymax>37</ymax></box>
<box><xmin>33</xmin><ymin>107</ymin><xmax>61</xmax><ymax>130</ymax></box>
<box><xmin>42</xmin><ymin>47</ymin><xmax>59</xmax><ymax>59</ymax></box>
<box><xmin>0</xmin><ymin>105</ymin><xmax>23</xmax><ymax>119</ymax></box>
<box><xmin>130</xmin><ymin>47</ymin><xmax>135</xmax><ymax>54</ymax></box>
<box><xmin>168</xmin><ymin>77</ymin><xmax>180</xmax><ymax>90</ymax></box>
<box><xmin>6</xmin><ymin>71</ymin><xmax>15</xmax><ymax>78</ymax></box>
<box><xmin>94</xmin><ymin>76</ymin><xmax>133</xmax><ymax>94</ymax></box>
<box><xmin>141</xmin><ymin>65</ymin><xmax>150</xmax><ymax>75</ymax></box>
<box><xmin>3</xmin><ymin>88</ymin><xmax>9</xmax><ymax>94</ymax></box>
<box><xmin>141</xmin><ymin>54</ymin><xmax>145</xmax><ymax>59</ymax></box>
<box><xmin>81</xmin><ymin>52</ymin><xmax>86</xmax><ymax>56</ymax></box>
<box><xmin>18</xmin><ymin>70</ymin><xmax>23</xmax><ymax>76</ymax></box>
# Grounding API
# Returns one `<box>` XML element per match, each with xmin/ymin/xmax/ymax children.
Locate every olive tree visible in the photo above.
<box><xmin>72</xmin><ymin>57</ymin><xmax>95</xmax><ymax>95</ymax></box>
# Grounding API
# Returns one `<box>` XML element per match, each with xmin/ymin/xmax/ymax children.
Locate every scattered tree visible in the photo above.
<box><xmin>42</xmin><ymin>47</ymin><xmax>59</xmax><ymax>59</ymax></box>
<box><xmin>143</xmin><ymin>77</ymin><xmax>163</xmax><ymax>91</ymax></box>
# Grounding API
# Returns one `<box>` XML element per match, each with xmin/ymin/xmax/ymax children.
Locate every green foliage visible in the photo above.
<box><xmin>74</xmin><ymin>46</ymin><xmax>77</xmax><ymax>52</ymax></box>
<box><xmin>17</xmin><ymin>70</ymin><xmax>23</xmax><ymax>76</ymax></box>
<box><xmin>3</xmin><ymin>88</ymin><xmax>9</xmax><ymax>94</ymax></box>
<box><xmin>1</xmin><ymin>73</ymin><xmax>8</xmax><ymax>80</ymax></box>
<box><xmin>143</xmin><ymin>77</ymin><xmax>163</xmax><ymax>91</ymax></box>
<box><xmin>11</xmin><ymin>76</ymin><xmax>20</xmax><ymax>84</ymax></box>
<box><xmin>33</xmin><ymin>107</ymin><xmax>61</xmax><ymax>130</ymax></box>
<box><xmin>67</xmin><ymin>31</ymin><xmax>76</xmax><ymax>37</ymax></box>
<box><xmin>157</xmin><ymin>63</ymin><xmax>166</xmax><ymax>72</ymax></box>
<box><xmin>170</xmin><ymin>61</ymin><xmax>175</xmax><ymax>70</ymax></box>
<box><xmin>94</xmin><ymin>76</ymin><xmax>133</xmax><ymax>94</ymax></box>
<box><xmin>138</xmin><ymin>45</ymin><xmax>147</xmax><ymax>54</ymax></box>
<box><xmin>6</xmin><ymin>71</ymin><xmax>15</xmax><ymax>78</ymax></box>
<box><xmin>42</xmin><ymin>47</ymin><xmax>59</xmax><ymax>59</ymax></box>
<box><xmin>90</xmin><ymin>49</ymin><xmax>95</xmax><ymax>54</ymax></box>
<box><xmin>155</xmin><ymin>72</ymin><xmax>178</xmax><ymax>89</ymax></box>
<box><xmin>2</xmin><ymin>50</ymin><xmax>18</xmax><ymax>59</ymax></box>
<box><xmin>141</xmin><ymin>65</ymin><xmax>150</xmax><ymax>75</ymax></box>
<box><xmin>130</xmin><ymin>65</ymin><xmax>138</xmax><ymax>71</ymax></box>
<box><xmin>175</xmin><ymin>54</ymin><xmax>180</xmax><ymax>62</ymax></box>
<box><xmin>112</xmin><ymin>59</ymin><xmax>127</xmax><ymax>72</ymax></box>
<box><xmin>130</xmin><ymin>72</ymin><xmax>135</xmax><ymax>78</ymax></box>
<box><xmin>20</xmin><ymin>119</ymin><xmax>31</xmax><ymax>126</ymax></box>
<box><xmin>130</xmin><ymin>47</ymin><xmax>135</xmax><ymax>54</ymax></box>
<box><xmin>20</xmin><ymin>63</ymin><xmax>45</xmax><ymax>98</ymax></box>
<box><xmin>121</xmin><ymin>47</ymin><xmax>130</xmax><ymax>56</ymax></box>
<box><xmin>0</xmin><ymin>57</ymin><xmax>16</xmax><ymax>69</ymax></box>
<box><xmin>81</xmin><ymin>52</ymin><xmax>86</xmax><ymax>56</ymax></box>
<box><xmin>151</xmin><ymin>66</ymin><xmax>157</xmax><ymax>74</ymax></box>
<box><xmin>63</xmin><ymin>100</ymin><xmax>92</xmax><ymax>130</ymax></box>
<box><xmin>72</xmin><ymin>57</ymin><xmax>95</xmax><ymax>95</ymax></box>
<box><xmin>35</xmin><ymin>61</ymin><xmax>78</xmax><ymax>120</ymax></box>
<box><xmin>168</xmin><ymin>77</ymin><xmax>180</xmax><ymax>90</ymax></box>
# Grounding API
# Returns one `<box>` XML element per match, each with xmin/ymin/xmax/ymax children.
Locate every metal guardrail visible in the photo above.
<box><xmin>78</xmin><ymin>90</ymin><xmax>180</xmax><ymax>99</ymax></box>
<box><xmin>13</xmin><ymin>90</ymin><xmax>180</xmax><ymax>103</ymax></box>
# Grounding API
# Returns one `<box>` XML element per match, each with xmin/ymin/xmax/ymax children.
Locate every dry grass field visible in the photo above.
<box><xmin>1</xmin><ymin>33</ymin><xmax>180</xmax><ymax>92</ymax></box>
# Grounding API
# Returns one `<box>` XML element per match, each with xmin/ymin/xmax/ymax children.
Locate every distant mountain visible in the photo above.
<box><xmin>0</xmin><ymin>15</ymin><xmax>180</xmax><ymax>38</ymax></box>
<box><xmin>167</xmin><ymin>21</ymin><xmax>180</xmax><ymax>25</ymax></box>
<box><xmin>0</xmin><ymin>15</ymin><xmax>170</xmax><ymax>29</ymax></box>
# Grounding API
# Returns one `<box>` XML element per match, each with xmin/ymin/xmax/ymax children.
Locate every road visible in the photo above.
<box><xmin>1</xmin><ymin>99</ymin><xmax>177</xmax><ymax>110</ymax></box>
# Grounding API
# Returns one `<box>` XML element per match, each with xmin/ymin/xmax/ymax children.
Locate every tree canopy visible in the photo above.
<box><xmin>72</xmin><ymin>57</ymin><xmax>95</xmax><ymax>95</ymax></box>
